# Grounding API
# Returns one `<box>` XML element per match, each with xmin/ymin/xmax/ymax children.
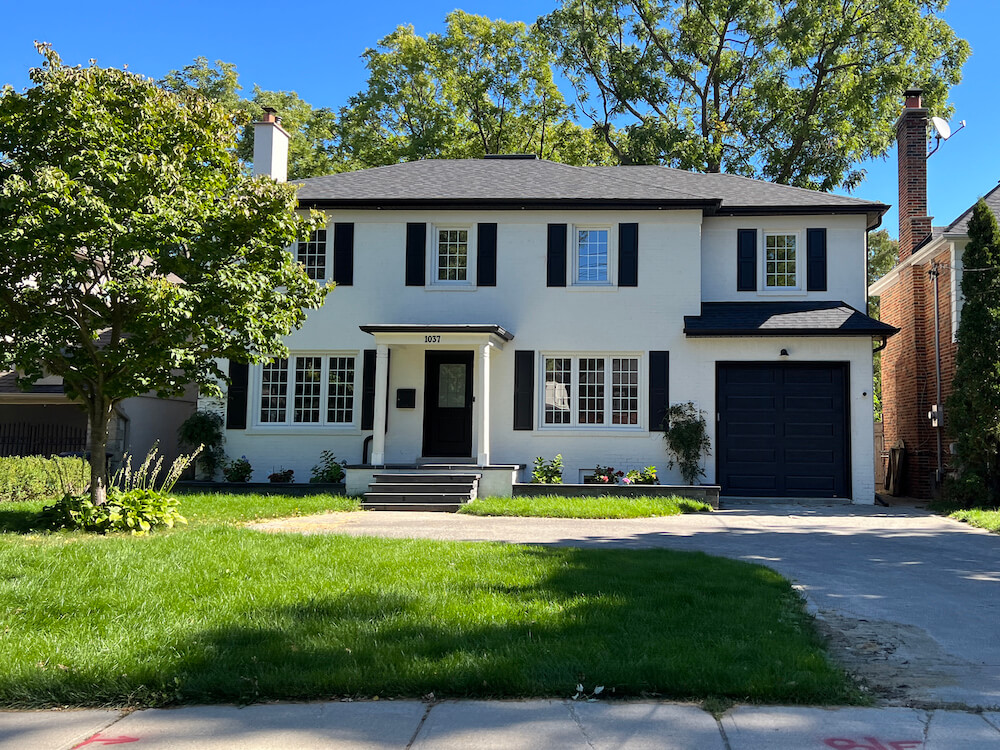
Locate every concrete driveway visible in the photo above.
<box><xmin>254</xmin><ymin>502</ymin><xmax>1000</xmax><ymax>710</ymax></box>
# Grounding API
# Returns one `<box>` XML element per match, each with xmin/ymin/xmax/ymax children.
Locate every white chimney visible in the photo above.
<box><xmin>252</xmin><ymin>107</ymin><xmax>290</xmax><ymax>182</ymax></box>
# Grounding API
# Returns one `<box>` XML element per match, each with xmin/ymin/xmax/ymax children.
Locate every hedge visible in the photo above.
<box><xmin>0</xmin><ymin>456</ymin><xmax>89</xmax><ymax>503</ymax></box>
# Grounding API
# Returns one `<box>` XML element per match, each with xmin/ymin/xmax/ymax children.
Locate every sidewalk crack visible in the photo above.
<box><xmin>565</xmin><ymin>700</ymin><xmax>597</xmax><ymax>749</ymax></box>
<box><xmin>405</xmin><ymin>702</ymin><xmax>435</xmax><ymax>749</ymax></box>
<box><xmin>716</xmin><ymin>715</ymin><xmax>734</xmax><ymax>750</ymax></box>
<box><xmin>61</xmin><ymin>710</ymin><xmax>129</xmax><ymax>750</ymax></box>
<box><xmin>920</xmin><ymin>709</ymin><xmax>933</xmax><ymax>747</ymax></box>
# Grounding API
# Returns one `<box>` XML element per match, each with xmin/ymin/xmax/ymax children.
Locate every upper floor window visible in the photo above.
<box><xmin>298</xmin><ymin>230</ymin><xmax>327</xmax><ymax>280</ymax></box>
<box><xmin>764</xmin><ymin>232</ymin><xmax>797</xmax><ymax>289</ymax></box>
<box><xmin>542</xmin><ymin>354</ymin><xmax>640</xmax><ymax>427</ymax></box>
<box><xmin>437</xmin><ymin>228</ymin><xmax>470</xmax><ymax>282</ymax></box>
<box><xmin>575</xmin><ymin>228</ymin><xmax>610</xmax><ymax>284</ymax></box>
<box><xmin>258</xmin><ymin>354</ymin><xmax>356</xmax><ymax>426</ymax></box>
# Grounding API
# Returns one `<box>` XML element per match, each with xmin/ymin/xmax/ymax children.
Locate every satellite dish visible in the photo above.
<box><xmin>930</xmin><ymin>116</ymin><xmax>952</xmax><ymax>140</ymax></box>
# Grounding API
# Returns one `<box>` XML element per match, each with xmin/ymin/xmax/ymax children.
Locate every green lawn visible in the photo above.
<box><xmin>459</xmin><ymin>494</ymin><xmax>712</xmax><ymax>518</ymax></box>
<box><xmin>946</xmin><ymin>507</ymin><xmax>1000</xmax><ymax>533</ymax></box>
<box><xmin>0</xmin><ymin>492</ymin><xmax>858</xmax><ymax>708</ymax></box>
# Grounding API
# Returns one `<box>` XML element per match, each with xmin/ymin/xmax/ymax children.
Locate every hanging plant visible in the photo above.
<box><xmin>662</xmin><ymin>402</ymin><xmax>711</xmax><ymax>485</ymax></box>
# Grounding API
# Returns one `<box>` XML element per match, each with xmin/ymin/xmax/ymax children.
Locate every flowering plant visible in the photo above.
<box><xmin>592</xmin><ymin>465</ymin><xmax>624</xmax><ymax>484</ymax></box>
<box><xmin>223</xmin><ymin>456</ymin><xmax>253</xmax><ymax>482</ymax></box>
<box><xmin>268</xmin><ymin>468</ymin><xmax>294</xmax><ymax>483</ymax></box>
<box><xmin>622</xmin><ymin>466</ymin><xmax>659</xmax><ymax>485</ymax></box>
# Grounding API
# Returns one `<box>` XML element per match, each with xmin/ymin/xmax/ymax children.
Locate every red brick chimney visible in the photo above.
<box><xmin>897</xmin><ymin>87</ymin><xmax>932</xmax><ymax>259</ymax></box>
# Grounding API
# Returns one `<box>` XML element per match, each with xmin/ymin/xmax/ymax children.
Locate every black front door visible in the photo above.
<box><xmin>423</xmin><ymin>350</ymin><xmax>474</xmax><ymax>457</ymax></box>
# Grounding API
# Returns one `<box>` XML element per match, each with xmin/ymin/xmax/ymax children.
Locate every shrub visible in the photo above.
<box><xmin>310</xmin><ymin>451</ymin><xmax>346</xmax><ymax>483</ymax></box>
<box><xmin>663</xmin><ymin>402</ymin><xmax>711</xmax><ymax>485</ymax></box>
<box><xmin>223</xmin><ymin>456</ymin><xmax>254</xmax><ymax>482</ymax></box>
<box><xmin>532</xmin><ymin>454</ymin><xmax>563</xmax><ymax>484</ymax></box>
<box><xmin>591</xmin><ymin>465</ymin><xmax>623</xmax><ymax>484</ymax></box>
<box><xmin>623</xmin><ymin>466</ymin><xmax>659</xmax><ymax>485</ymax></box>
<box><xmin>268</xmin><ymin>468</ymin><xmax>294</xmax><ymax>483</ymax></box>
<box><xmin>41</xmin><ymin>487</ymin><xmax>186</xmax><ymax>535</ymax></box>
<box><xmin>0</xmin><ymin>456</ymin><xmax>89</xmax><ymax>502</ymax></box>
<box><xmin>177</xmin><ymin>410</ymin><xmax>225</xmax><ymax>480</ymax></box>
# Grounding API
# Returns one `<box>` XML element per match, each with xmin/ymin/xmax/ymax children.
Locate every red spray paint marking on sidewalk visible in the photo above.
<box><xmin>823</xmin><ymin>738</ymin><xmax>922</xmax><ymax>750</ymax></box>
<box><xmin>72</xmin><ymin>734</ymin><xmax>141</xmax><ymax>747</ymax></box>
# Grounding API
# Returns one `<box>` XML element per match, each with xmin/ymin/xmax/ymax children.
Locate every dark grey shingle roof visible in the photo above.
<box><xmin>295</xmin><ymin>159</ymin><xmax>886</xmax><ymax>215</ymax></box>
<box><xmin>946</xmin><ymin>182</ymin><xmax>1000</xmax><ymax>235</ymax></box>
<box><xmin>0</xmin><ymin>371</ymin><xmax>65</xmax><ymax>394</ymax></box>
<box><xmin>684</xmin><ymin>302</ymin><xmax>898</xmax><ymax>337</ymax></box>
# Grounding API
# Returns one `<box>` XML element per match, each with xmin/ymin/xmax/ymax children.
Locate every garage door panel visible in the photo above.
<box><xmin>718</xmin><ymin>363</ymin><xmax>848</xmax><ymax>498</ymax></box>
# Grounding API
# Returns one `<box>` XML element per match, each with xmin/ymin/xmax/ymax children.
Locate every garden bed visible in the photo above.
<box><xmin>176</xmin><ymin>481</ymin><xmax>347</xmax><ymax>497</ymax></box>
<box><xmin>514</xmin><ymin>482</ymin><xmax>720</xmax><ymax>508</ymax></box>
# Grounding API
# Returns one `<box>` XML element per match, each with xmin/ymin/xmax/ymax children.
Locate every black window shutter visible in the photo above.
<box><xmin>737</xmin><ymin>229</ymin><xmax>757</xmax><ymax>291</ymax></box>
<box><xmin>360</xmin><ymin>349</ymin><xmax>376</xmax><ymax>430</ymax></box>
<box><xmin>477</xmin><ymin>223</ymin><xmax>497</xmax><ymax>286</ymax></box>
<box><xmin>513</xmin><ymin>350</ymin><xmax>534</xmax><ymax>430</ymax></box>
<box><xmin>618</xmin><ymin>223</ymin><xmax>639</xmax><ymax>286</ymax></box>
<box><xmin>332</xmin><ymin>223</ymin><xmax>354</xmax><ymax>286</ymax></box>
<box><xmin>546</xmin><ymin>224</ymin><xmax>567</xmax><ymax>287</ymax></box>
<box><xmin>648</xmin><ymin>351</ymin><xmax>669</xmax><ymax>431</ymax></box>
<box><xmin>225</xmin><ymin>361</ymin><xmax>249</xmax><ymax>430</ymax></box>
<box><xmin>806</xmin><ymin>228</ymin><xmax>828</xmax><ymax>291</ymax></box>
<box><xmin>405</xmin><ymin>223</ymin><xmax>426</xmax><ymax>286</ymax></box>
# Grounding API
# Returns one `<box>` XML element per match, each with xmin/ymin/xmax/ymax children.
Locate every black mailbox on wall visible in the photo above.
<box><xmin>396</xmin><ymin>388</ymin><xmax>416</xmax><ymax>409</ymax></box>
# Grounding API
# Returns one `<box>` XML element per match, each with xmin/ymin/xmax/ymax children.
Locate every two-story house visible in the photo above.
<box><xmin>212</xmin><ymin>112</ymin><xmax>894</xmax><ymax>503</ymax></box>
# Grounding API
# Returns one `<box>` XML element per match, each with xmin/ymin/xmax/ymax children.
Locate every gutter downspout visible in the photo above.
<box><xmin>930</xmin><ymin>262</ymin><xmax>944</xmax><ymax>485</ymax></box>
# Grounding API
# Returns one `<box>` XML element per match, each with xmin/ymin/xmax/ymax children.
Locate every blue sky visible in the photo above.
<box><xmin>2</xmin><ymin>1</ymin><xmax>997</xmax><ymax>239</ymax></box>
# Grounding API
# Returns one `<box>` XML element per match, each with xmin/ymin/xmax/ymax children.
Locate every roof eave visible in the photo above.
<box><xmin>298</xmin><ymin>198</ymin><xmax>720</xmax><ymax>211</ymax></box>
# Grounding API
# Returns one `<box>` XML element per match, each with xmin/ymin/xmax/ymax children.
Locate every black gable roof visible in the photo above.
<box><xmin>684</xmin><ymin>301</ymin><xmax>898</xmax><ymax>338</ymax></box>
<box><xmin>946</xmin><ymin>182</ymin><xmax>1000</xmax><ymax>235</ymax></box>
<box><xmin>294</xmin><ymin>159</ymin><xmax>888</xmax><ymax>226</ymax></box>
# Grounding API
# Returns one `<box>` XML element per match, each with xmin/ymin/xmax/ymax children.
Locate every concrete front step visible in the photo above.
<box><xmin>364</xmin><ymin>503</ymin><xmax>464</xmax><ymax>512</ymax></box>
<box><xmin>372</xmin><ymin>483</ymin><xmax>476</xmax><ymax>494</ymax></box>
<box><xmin>363</xmin><ymin>493</ymin><xmax>472</xmax><ymax>504</ymax></box>
<box><xmin>372</xmin><ymin>473</ymin><xmax>481</xmax><ymax>484</ymax></box>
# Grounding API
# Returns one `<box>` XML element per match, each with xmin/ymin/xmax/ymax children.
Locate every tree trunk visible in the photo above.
<box><xmin>87</xmin><ymin>399</ymin><xmax>113</xmax><ymax>505</ymax></box>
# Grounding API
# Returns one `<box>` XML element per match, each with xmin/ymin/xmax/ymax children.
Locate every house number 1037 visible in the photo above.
<box><xmin>424</xmin><ymin>335</ymin><xmax>441</xmax><ymax>343</ymax></box>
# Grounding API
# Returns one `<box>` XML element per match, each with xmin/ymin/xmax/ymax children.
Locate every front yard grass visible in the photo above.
<box><xmin>0</xmin><ymin>492</ymin><xmax>858</xmax><ymax>708</ymax></box>
<box><xmin>945</xmin><ymin>507</ymin><xmax>1000</xmax><ymax>533</ymax></box>
<box><xmin>459</xmin><ymin>494</ymin><xmax>712</xmax><ymax>518</ymax></box>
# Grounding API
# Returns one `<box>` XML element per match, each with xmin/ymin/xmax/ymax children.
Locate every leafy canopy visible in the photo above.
<box><xmin>336</xmin><ymin>10</ymin><xmax>616</xmax><ymax>166</ymax></box>
<box><xmin>946</xmin><ymin>200</ymin><xmax>1000</xmax><ymax>504</ymax></box>
<box><xmin>540</xmin><ymin>0</ymin><xmax>968</xmax><ymax>189</ymax></box>
<box><xmin>0</xmin><ymin>45</ymin><xmax>328</xmax><ymax>499</ymax></box>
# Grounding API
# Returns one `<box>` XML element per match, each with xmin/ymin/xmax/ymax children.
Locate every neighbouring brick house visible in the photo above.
<box><xmin>870</xmin><ymin>87</ymin><xmax>1000</xmax><ymax>498</ymax></box>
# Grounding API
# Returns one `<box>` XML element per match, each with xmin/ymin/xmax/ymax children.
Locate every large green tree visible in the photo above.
<box><xmin>336</xmin><ymin>10</ymin><xmax>615</xmax><ymax>166</ymax></box>
<box><xmin>0</xmin><ymin>45</ymin><xmax>328</xmax><ymax>503</ymax></box>
<box><xmin>540</xmin><ymin>0</ymin><xmax>968</xmax><ymax>189</ymax></box>
<box><xmin>161</xmin><ymin>58</ymin><xmax>340</xmax><ymax>179</ymax></box>
<box><xmin>947</xmin><ymin>200</ymin><xmax>1000</xmax><ymax>504</ymax></box>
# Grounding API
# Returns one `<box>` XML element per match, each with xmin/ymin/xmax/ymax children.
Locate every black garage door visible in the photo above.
<box><xmin>716</xmin><ymin>363</ymin><xmax>850</xmax><ymax>498</ymax></box>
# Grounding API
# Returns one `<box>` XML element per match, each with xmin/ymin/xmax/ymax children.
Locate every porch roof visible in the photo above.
<box><xmin>359</xmin><ymin>323</ymin><xmax>514</xmax><ymax>341</ymax></box>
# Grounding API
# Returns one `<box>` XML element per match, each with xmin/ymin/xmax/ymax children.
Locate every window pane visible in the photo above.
<box><xmin>327</xmin><ymin>356</ymin><xmax>355</xmax><ymax>423</ymax></box>
<box><xmin>297</xmin><ymin>229</ymin><xmax>326</xmax><ymax>281</ymax></box>
<box><xmin>544</xmin><ymin>357</ymin><xmax>572</xmax><ymax>424</ymax></box>
<box><xmin>611</xmin><ymin>357</ymin><xmax>639</xmax><ymax>425</ymax></box>
<box><xmin>260</xmin><ymin>359</ymin><xmax>289</xmax><ymax>423</ymax></box>
<box><xmin>293</xmin><ymin>356</ymin><xmax>322</xmax><ymax>423</ymax></box>
<box><xmin>765</xmin><ymin>234</ymin><xmax>796</xmax><ymax>288</ymax></box>
<box><xmin>578</xmin><ymin>358</ymin><xmax>605</xmax><ymax>424</ymax></box>
<box><xmin>576</xmin><ymin>229</ymin><xmax>608</xmax><ymax>283</ymax></box>
<box><xmin>438</xmin><ymin>364</ymin><xmax>466</xmax><ymax>407</ymax></box>
<box><xmin>437</xmin><ymin>228</ymin><xmax>469</xmax><ymax>281</ymax></box>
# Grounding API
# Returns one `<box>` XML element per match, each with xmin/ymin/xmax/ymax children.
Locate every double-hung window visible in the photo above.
<box><xmin>297</xmin><ymin>230</ymin><xmax>327</xmax><ymax>280</ymax></box>
<box><xmin>433</xmin><ymin>227</ymin><xmax>472</xmax><ymax>284</ymax></box>
<box><xmin>258</xmin><ymin>354</ymin><xmax>357</xmax><ymax>426</ymax></box>
<box><xmin>542</xmin><ymin>355</ymin><xmax>640</xmax><ymax>427</ymax></box>
<box><xmin>574</xmin><ymin>228</ymin><xmax>611</xmax><ymax>284</ymax></box>
<box><xmin>764</xmin><ymin>232</ymin><xmax>798</xmax><ymax>289</ymax></box>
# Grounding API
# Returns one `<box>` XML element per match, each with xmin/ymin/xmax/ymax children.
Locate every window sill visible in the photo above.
<box><xmin>567</xmin><ymin>283</ymin><xmax>617</xmax><ymax>292</ymax></box>
<box><xmin>535</xmin><ymin>427</ymin><xmax>648</xmax><ymax>437</ymax></box>
<box><xmin>425</xmin><ymin>284</ymin><xmax>478</xmax><ymax>292</ymax></box>
<box><xmin>244</xmin><ymin>427</ymin><xmax>362</xmax><ymax>436</ymax></box>
<box><xmin>758</xmin><ymin>289</ymin><xmax>807</xmax><ymax>296</ymax></box>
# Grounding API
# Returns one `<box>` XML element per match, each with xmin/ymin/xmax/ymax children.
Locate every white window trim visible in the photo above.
<box><xmin>295</xmin><ymin>229</ymin><xmax>329</xmax><ymax>282</ymax></box>
<box><xmin>252</xmin><ymin>351</ymin><xmax>360</xmax><ymax>430</ymax></box>
<box><xmin>538</xmin><ymin>352</ymin><xmax>644</xmax><ymax>431</ymax></box>
<box><xmin>571</xmin><ymin>225</ymin><xmax>615</xmax><ymax>287</ymax></box>
<box><xmin>427</xmin><ymin>224</ymin><xmax>476</xmax><ymax>288</ymax></box>
<box><xmin>760</xmin><ymin>229</ymin><xmax>803</xmax><ymax>294</ymax></box>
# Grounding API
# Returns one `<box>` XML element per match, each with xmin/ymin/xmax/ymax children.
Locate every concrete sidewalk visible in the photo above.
<box><xmin>5</xmin><ymin>700</ymin><xmax>1000</xmax><ymax>749</ymax></box>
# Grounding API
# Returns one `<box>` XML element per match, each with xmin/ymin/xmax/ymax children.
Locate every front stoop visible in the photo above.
<box><xmin>363</xmin><ymin>472</ymin><xmax>481</xmax><ymax>512</ymax></box>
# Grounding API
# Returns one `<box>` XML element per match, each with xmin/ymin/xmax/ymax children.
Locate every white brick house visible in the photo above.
<box><xmin>212</xmin><ymin>115</ymin><xmax>895</xmax><ymax>502</ymax></box>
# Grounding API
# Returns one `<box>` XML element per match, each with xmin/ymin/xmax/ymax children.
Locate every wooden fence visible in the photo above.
<box><xmin>874</xmin><ymin>421</ymin><xmax>885</xmax><ymax>492</ymax></box>
<box><xmin>0</xmin><ymin>422</ymin><xmax>88</xmax><ymax>457</ymax></box>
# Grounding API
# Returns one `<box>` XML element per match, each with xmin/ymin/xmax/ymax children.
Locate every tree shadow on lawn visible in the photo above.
<box><xmin>0</xmin><ymin>503</ymin><xmax>46</xmax><ymax>534</ymax></box>
<box><xmin>0</xmin><ymin>546</ymin><xmax>856</xmax><ymax>707</ymax></box>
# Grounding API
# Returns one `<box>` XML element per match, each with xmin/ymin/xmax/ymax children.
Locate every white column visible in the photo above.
<box><xmin>370</xmin><ymin>344</ymin><xmax>389</xmax><ymax>466</ymax></box>
<box><xmin>476</xmin><ymin>342</ymin><xmax>492</xmax><ymax>466</ymax></box>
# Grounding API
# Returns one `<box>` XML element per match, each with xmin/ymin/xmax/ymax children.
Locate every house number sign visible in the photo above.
<box><xmin>424</xmin><ymin>335</ymin><xmax>442</xmax><ymax>343</ymax></box>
